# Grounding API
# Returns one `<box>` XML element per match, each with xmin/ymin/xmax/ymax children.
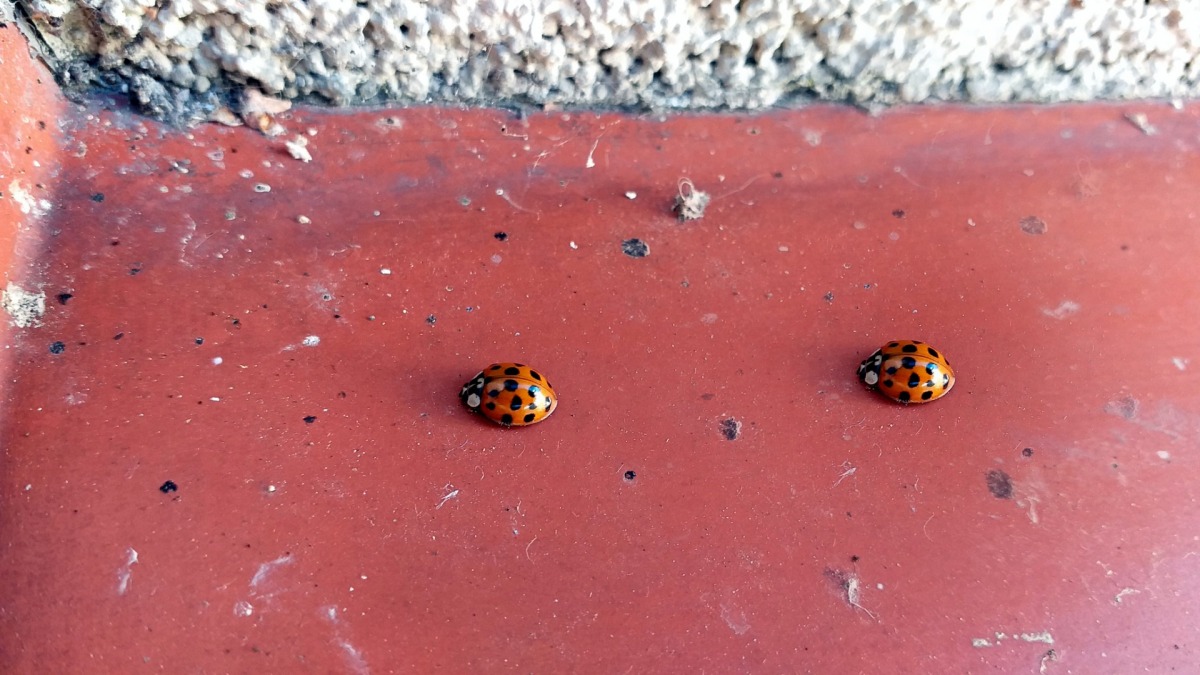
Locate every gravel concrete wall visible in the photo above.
<box><xmin>13</xmin><ymin>0</ymin><xmax>1199</xmax><ymax>123</ymax></box>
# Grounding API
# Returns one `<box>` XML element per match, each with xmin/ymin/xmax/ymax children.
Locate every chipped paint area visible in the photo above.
<box><xmin>7</xmin><ymin>179</ymin><xmax>52</xmax><ymax>217</ymax></box>
<box><xmin>1042</xmin><ymin>300</ymin><xmax>1080</xmax><ymax>319</ymax></box>
<box><xmin>116</xmin><ymin>547</ymin><xmax>138</xmax><ymax>595</ymax></box>
<box><xmin>1</xmin><ymin>283</ymin><xmax>45</xmax><ymax>328</ymax></box>
<box><xmin>972</xmin><ymin>630</ymin><xmax>1055</xmax><ymax>647</ymax></box>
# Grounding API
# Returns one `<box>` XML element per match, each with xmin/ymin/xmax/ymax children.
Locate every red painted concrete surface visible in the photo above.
<box><xmin>2</xmin><ymin>26</ymin><xmax>1200</xmax><ymax>675</ymax></box>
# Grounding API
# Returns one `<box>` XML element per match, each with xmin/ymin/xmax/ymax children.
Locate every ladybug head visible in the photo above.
<box><xmin>459</xmin><ymin>371</ymin><xmax>486</xmax><ymax>410</ymax></box>
<box><xmin>856</xmin><ymin>350</ymin><xmax>883</xmax><ymax>386</ymax></box>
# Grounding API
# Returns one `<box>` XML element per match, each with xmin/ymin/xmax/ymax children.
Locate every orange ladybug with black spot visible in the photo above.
<box><xmin>460</xmin><ymin>362</ymin><xmax>558</xmax><ymax>426</ymax></box>
<box><xmin>857</xmin><ymin>340</ymin><xmax>955</xmax><ymax>403</ymax></box>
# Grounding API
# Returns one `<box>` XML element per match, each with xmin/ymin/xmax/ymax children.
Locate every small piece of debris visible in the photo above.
<box><xmin>297</xmin><ymin>215</ymin><xmax>311</xmax><ymax>224</ymax></box>
<box><xmin>1123</xmin><ymin>112</ymin><xmax>1157</xmax><ymax>136</ymax></box>
<box><xmin>2</xmin><ymin>283</ymin><xmax>46</xmax><ymax>327</ymax></box>
<box><xmin>823</xmin><ymin>291</ymin><xmax>835</xmax><ymax>303</ymax></box>
<box><xmin>285</xmin><ymin>135</ymin><xmax>312</xmax><ymax>162</ymax></box>
<box><xmin>380</xmin><ymin>268</ymin><xmax>392</xmax><ymax>275</ymax></box>
<box><xmin>91</xmin><ymin>193</ymin><xmax>105</xmax><ymax>202</ymax></box>
<box><xmin>1020</xmin><ymin>216</ymin><xmax>1048</xmax><ymax>235</ymax></box>
<box><xmin>301</xmin><ymin>335</ymin><xmax>320</xmax><ymax>347</ymax></box>
<box><xmin>1022</xmin><ymin>447</ymin><xmax>1034</xmax><ymax>457</ymax></box>
<box><xmin>569</xmin><ymin>241</ymin><xmax>578</xmax><ymax>250</ymax></box>
<box><xmin>253</xmin><ymin>183</ymin><xmax>271</xmax><ymax>193</ymax></box>
<box><xmin>673</xmin><ymin>178</ymin><xmax>710</xmax><ymax>221</ymax></box>
<box><xmin>303</xmin><ymin>415</ymin><xmax>317</xmax><ymax>424</ymax></box>
<box><xmin>624</xmin><ymin>191</ymin><xmax>637</xmax><ymax>200</ymax></box>
<box><xmin>892</xmin><ymin>209</ymin><xmax>906</xmax><ymax>219</ymax></box>
<box><xmin>114</xmin><ymin>333</ymin><xmax>124</xmax><ymax>340</ymax></box>
<box><xmin>494</xmin><ymin>231</ymin><xmax>508</xmax><ymax>241</ymax></box>
<box><xmin>241</xmin><ymin>89</ymin><xmax>290</xmax><ymax>136</ymax></box>
<box><xmin>194</xmin><ymin>337</ymin><xmax>204</xmax><ymax>345</ymax></box>
<box><xmin>426</xmin><ymin>314</ymin><xmax>436</xmax><ymax>326</ymax></box>
<box><xmin>621</xmin><ymin>238</ymin><xmax>650</xmax><ymax>258</ymax></box>
<box><xmin>56</xmin><ymin>292</ymin><xmax>72</xmax><ymax>305</ymax></box>
<box><xmin>49</xmin><ymin>341</ymin><xmax>65</xmax><ymax>354</ymax></box>
<box><xmin>159</xmin><ymin>480</ymin><xmax>178</xmax><ymax>493</ymax></box>
<box><xmin>1042</xmin><ymin>300</ymin><xmax>1081</xmax><ymax>320</ymax></box>
<box><xmin>624</xmin><ymin>470</ymin><xmax>637</xmax><ymax>481</ymax></box>
<box><xmin>986</xmin><ymin>469</ymin><xmax>1014</xmax><ymax>499</ymax></box>
<box><xmin>720</xmin><ymin>417</ymin><xmax>742</xmax><ymax>441</ymax></box>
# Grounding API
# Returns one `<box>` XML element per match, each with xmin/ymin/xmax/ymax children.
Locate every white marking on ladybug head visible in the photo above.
<box><xmin>466</xmin><ymin>393</ymin><xmax>481</xmax><ymax>408</ymax></box>
<box><xmin>863</xmin><ymin>370</ymin><xmax>879</xmax><ymax>386</ymax></box>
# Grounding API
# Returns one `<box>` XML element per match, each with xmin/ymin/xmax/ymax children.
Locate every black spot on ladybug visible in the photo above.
<box><xmin>925</xmin><ymin>362</ymin><xmax>937</xmax><ymax>375</ymax></box>
<box><xmin>901</xmin><ymin>356</ymin><xmax>917</xmax><ymax>369</ymax></box>
<box><xmin>927</xmin><ymin>347</ymin><xmax>940</xmax><ymax>358</ymax></box>
<box><xmin>489</xmin><ymin>364</ymin><xmax>503</xmax><ymax>371</ymax></box>
<box><xmin>897</xmin><ymin>391</ymin><xmax>911</xmax><ymax>402</ymax></box>
<box><xmin>986</xmin><ymin>469</ymin><xmax>1014</xmax><ymax>499</ymax></box>
<box><xmin>943</xmin><ymin>374</ymin><xmax>950</xmax><ymax>386</ymax></box>
<box><xmin>921</xmin><ymin>390</ymin><xmax>933</xmax><ymax>400</ymax></box>
<box><xmin>500</xmin><ymin>413</ymin><xmax>514</xmax><ymax>425</ymax></box>
<box><xmin>883</xmin><ymin>379</ymin><xmax>894</xmax><ymax>388</ymax></box>
<box><xmin>887</xmin><ymin>342</ymin><xmax>899</xmax><ymax>348</ymax></box>
<box><xmin>504</xmin><ymin>366</ymin><xmax>520</xmax><ymax>375</ymax></box>
<box><xmin>509</xmin><ymin>395</ymin><xmax>524</xmax><ymax>410</ymax></box>
<box><xmin>485</xmin><ymin>402</ymin><xmax>496</xmax><ymax>410</ymax></box>
<box><xmin>720</xmin><ymin>418</ymin><xmax>742</xmax><ymax>440</ymax></box>
<box><xmin>303</xmin><ymin>415</ymin><xmax>317</xmax><ymax>424</ymax></box>
<box><xmin>885</xmin><ymin>366</ymin><xmax>897</xmax><ymax>375</ymax></box>
<box><xmin>526</xmin><ymin>402</ymin><xmax>538</xmax><ymax>410</ymax></box>
<box><xmin>494</xmin><ymin>231</ymin><xmax>508</xmax><ymax>241</ymax></box>
<box><xmin>49</xmin><ymin>341</ymin><xmax>65</xmax><ymax>354</ymax></box>
<box><xmin>621</xmin><ymin>238</ymin><xmax>650</xmax><ymax>258</ymax></box>
<box><xmin>901</xmin><ymin>344</ymin><xmax>918</xmax><ymax>353</ymax></box>
<box><xmin>503</xmin><ymin>379</ymin><xmax>519</xmax><ymax>391</ymax></box>
<box><xmin>159</xmin><ymin>480</ymin><xmax>178</xmax><ymax>493</ymax></box>
<box><xmin>523</xmin><ymin>413</ymin><xmax>536</xmax><ymax>423</ymax></box>
<box><xmin>527</xmin><ymin>385</ymin><xmax>541</xmax><ymax>397</ymax></box>
<box><xmin>543</xmin><ymin>400</ymin><xmax>552</xmax><ymax>410</ymax></box>
<box><xmin>907</xmin><ymin>373</ymin><xmax>921</xmax><ymax>387</ymax></box>
<box><xmin>529</xmin><ymin>370</ymin><xmax>542</xmax><ymax>381</ymax></box>
<box><xmin>487</xmin><ymin>389</ymin><xmax>501</xmax><ymax>397</ymax></box>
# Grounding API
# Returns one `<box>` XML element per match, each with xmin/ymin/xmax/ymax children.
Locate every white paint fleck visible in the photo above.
<box><xmin>1019</xmin><ymin>631</ymin><xmax>1055</xmax><ymax>645</ymax></box>
<box><xmin>233</xmin><ymin>600</ymin><xmax>254</xmax><ymax>617</ymax></box>
<box><xmin>116</xmin><ymin>547</ymin><xmax>138</xmax><ymax>595</ymax></box>
<box><xmin>24</xmin><ymin>484</ymin><xmax>31</xmax><ymax>491</ymax></box>
<box><xmin>8</xmin><ymin>180</ymin><xmax>52</xmax><ymax>217</ymax></box>
<box><xmin>777</xmin><ymin>245</ymin><xmax>789</xmax><ymax>252</ymax></box>
<box><xmin>1172</xmin><ymin>357</ymin><xmax>1188</xmax><ymax>371</ymax></box>
<box><xmin>379</xmin><ymin>268</ymin><xmax>391</xmax><ymax>275</ymax></box>
<box><xmin>250</xmin><ymin>554</ymin><xmax>294</xmax><ymax>588</ymax></box>
<box><xmin>1042</xmin><ymin>300</ymin><xmax>1081</xmax><ymax>319</ymax></box>
<box><xmin>212</xmin><ymin>357</ymin><xmax>223</xmax><ymax>365</ymax></box>
<box><xmin>1156</xmin><ymin>450</ymin><xmax>1171</xmax><ymax>461</ymax></box>
<box><xmin>1113</xmin><ymin>587</ymin><xmax>1140</xmax><ymax>605</ymax></box>
<box><xmin>569</xmin><ymin>241</ymin><xmax>578</xmax><ymax>249</ymax></box>
<box><xmin>254</xmin><ymin>183</ymin><xmax>271</xmax><ymax>193</ymax></box>
<box><xmin>336</xmin><ymin>638</ymin><xmax>370</xmax><ymax>675</ymax></box>
<box><xmin>297</xmin><ymin>215</ymin><xmax>311</xmax><ymax>224</ymax></box>
<box><xmin>302</xmin><ymin>335</ymin><xmax>320</xmax><ymax>347</ymax></box>
<box><xmin>624</xmin><ymin>191</ymin><xmax>637</xmax><ymax>199</ymax></box>
<box><xmin>972</xmin><ymin>638</ymin><xmax>993</xmax><ymax>648</ymax></box>
<box><xmin>210</xmin><ymin>397</ymin><xmax>220</xmax><ymax>402</ymax></box>
<box><xmin>719</xmin><ymin>604</ymin><xmax>751</xmax><ymax>635</ymax></box>
<box><xmin>700</xmin><ymin>313</ymin><xmax>718</xmax><ymax>324</ymax></box>
<box><xmin>1</xmin><ymin>283</ymin><xmax>46</xmax><ymax>328</ymax></box>
<box><xmin>436</xmin><ymin>487</ymin><xmax>460</xmax><ymax>509</ymax></box>
<box><xmin>490</xmin><ymin>254</ymin><xmax>502</xmax><ymax>264</ymax></box>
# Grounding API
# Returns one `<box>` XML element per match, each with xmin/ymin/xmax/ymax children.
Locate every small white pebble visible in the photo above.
<box><xmin>852</xmin><ymin>221</ymin><xmax>866</xmax><ymax>230</ymax></box>
<box><xmin>967</xmin><ymin>218</ymin><xmax>976</xmax><ymax>227</ymax></box>
<box><xmin>625</xmin><ymin>191</ymin><xmax>637</xmax><ymax>199</ymax></box>
<box><xmin>1172</xmin><ymin>357</ymin><xmax>1188</xmax><ymax>371</ymax></box>
<box><xmin>254</xmin><ymin>183</ymin><xmax>271</xmax><ymax>193</ymax></box>
<box><xmin>889</xmin><ymin>232</ymin><xmax>900</xmax><ymax>241</ymax></box>
<box><xmin>569</xmin><ymin>241</ymin><xmax>578</xmax><ymax>249</ymax></box>
<box><xmin>267</xmin><ymin>484</ymin><xmax>277</xmax><ymax>492</ymax></box>
<box><xmin>239</xmin><ymin>169</ymin><xmax>253</xmax><ymax>179</ymax></box>
<box><xmin>373</xmin><ymin>211</ymin><xmax>380</xmax><ymax>216</ymax></box>
<box><xmin>1157</xmin><ymin>450</ymin><xmax>1171</xmax><ymax>461</ymax></box>
<box><xmin>778</xmin><ymin>245</ymin><xmax>789</xmax><ymax>252</ymax></box>
<box><xmin>297</xmin><ymin>215</ymin><xmax>310</xmax><ymax>224</ymax></box>
<box><xmin>380</xmin><ymin>268</ymin><xmax>391</xmax><ymax>275</ymax></box>
<box><xmin>302</xmin><ymin>335</ymin><xmax>320</xmax><ymax>347</ymax></box>
<box><xmin>212</xmin><ymin>357</ymin><xmax>223</xmax><ymax>365</ymax></box>
<box><xmin>210</xmin><ymin>397</ymin><xmax>220</xmax><ymax>402</ymax></box>
<box><xmin>25</xmin><ymin>484</ymin><xmax>32</xmax><ymax>491</ymax></box>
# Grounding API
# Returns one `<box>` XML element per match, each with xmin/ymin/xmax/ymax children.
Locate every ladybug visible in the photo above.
<box><xmin>857</xmin><ymin>340</ymin><xmax>955</xmax><ymax>403</ymax></box>
<box><xmin>460</xmin><ymin>362</ymin><xmax>558</xmax><ymax>426</ymax></box>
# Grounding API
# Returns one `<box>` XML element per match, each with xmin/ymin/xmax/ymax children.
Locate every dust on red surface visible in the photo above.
<box><xmin>2</xmin><ymin>26</ymin><xmax>1199</xmax><ymax>674</ymax></box>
